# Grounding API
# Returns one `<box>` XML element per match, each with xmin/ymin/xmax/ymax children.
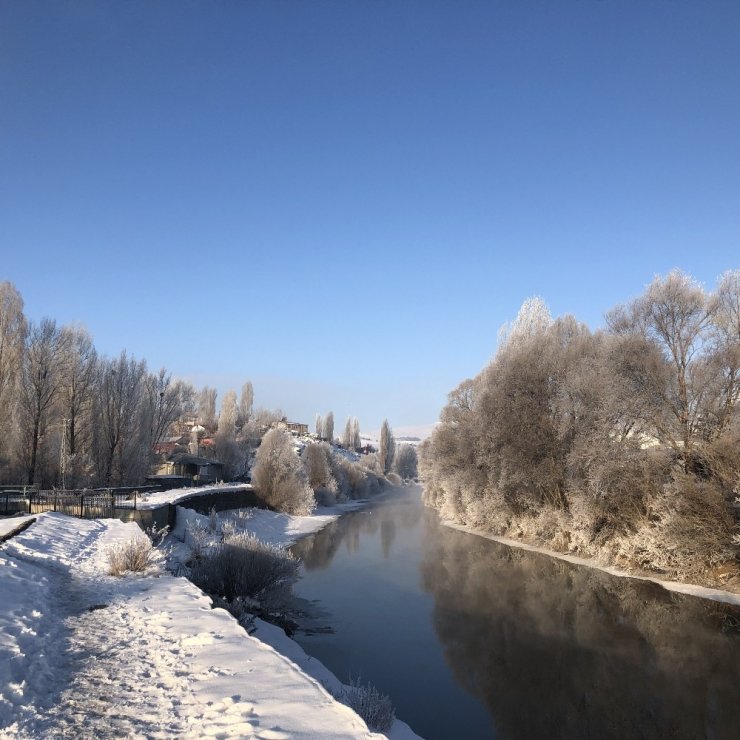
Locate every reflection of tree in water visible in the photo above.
<box><xmin>291</xmin><ymin>493</ymin><xmax>422</xmax><ymax>569</ymax></box>
<box><xmin>381</xmin><ymin>518</ymin><xmax>396</xmax><ymax>559</ymax></box>
<box><xmin>421</xmin><ymin>520</ymin><xmax>740</xmax><ymax>740</ymax></box>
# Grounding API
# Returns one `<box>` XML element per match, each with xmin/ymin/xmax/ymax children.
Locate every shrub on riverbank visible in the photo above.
<box><xmin>252</xmin><ymin>429</ymin><xmax>315</xmax><ymax>515</ymax></box>
<box><xmin>189</xmin><ymin>532</ymin><xmax>299</xmax><ymax>601</ymax></box>
<box><xmin>339</xmin><ymin>677</ymin><xmax>396</xmax><ymax>733</ymax></box>
<box><xmin>107</xmin><ymin>535</ymin><xmax>154</xmax><ymax>576</ymax></box>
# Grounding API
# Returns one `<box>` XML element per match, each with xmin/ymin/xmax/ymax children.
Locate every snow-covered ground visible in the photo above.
<box><xmin>133</xmin><ymin>482</ymin><xmax>254</xmax><ymax>510</ymax></box>
<box><xmin>0</xmin><ymin>510</ymin><xmax>418</xmax><ymax>739</ymax></box>
<box><xmin>171</xmin><ymin>499</ymin><xmax>367</xmax><ymax>548</ymax></box>
<box><xmin>443</xmin><ymin>520</ymin><xmax>740</xmax><ymax>607</ymax></box>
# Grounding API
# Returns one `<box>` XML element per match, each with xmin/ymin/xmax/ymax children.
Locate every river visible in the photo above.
<box><xmin>289</xmin><ymin>484</ymin><xmax>740</xmax><ymax>740</ymax></box>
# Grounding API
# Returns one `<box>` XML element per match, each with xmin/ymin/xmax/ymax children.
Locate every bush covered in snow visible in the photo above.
<box><xmin>107</xmin><ymin>535</ymin><xmax>154</xmax><ymax>576</ymax></box>
<box><xmin>252</xmin><ymin>428</ymin><xmax>315</xmax><ymax>515</ymax></box>
<box><xmin>189</xmin><ymin>532</ymin><xmax>299</xmax><ymax>601</ymax></box>
<box><xmin>340</xmin><ymin>677</ymin><xmax>396</xmax><ymax>733</ymax></box>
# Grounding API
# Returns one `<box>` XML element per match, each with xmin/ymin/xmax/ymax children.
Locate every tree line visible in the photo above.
<box><xmin>0</xmin><ymin>281</ymin><xmax>260</xmax><ymax>488</ymax></box>
<box><xmin>0</xmin><ymin>280</ymin><xmax>419</xmax><ymax>498</ymax></box>
<box><xmin>420</xmin><ymin>270</ymin><xmax>739</xmax><ymax>582</ymax></box>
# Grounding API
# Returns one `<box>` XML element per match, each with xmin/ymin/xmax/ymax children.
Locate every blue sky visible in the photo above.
<box><xmin>1</xmin><ymin>1</ymin><xmax>738</xmax><ymax>434</ymax></box>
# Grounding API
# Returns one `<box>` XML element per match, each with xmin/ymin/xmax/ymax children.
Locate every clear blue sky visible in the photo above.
<box><xmin>1</xmin><ymin>1</ymin><xmax>738</xmax><ymax>434</ymax></box>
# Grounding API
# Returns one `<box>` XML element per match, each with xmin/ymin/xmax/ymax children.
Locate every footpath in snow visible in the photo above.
<box><xmin>0</xmin><ymin>511</ymin><xmax>390</xmax><ymax>739</ymax></box>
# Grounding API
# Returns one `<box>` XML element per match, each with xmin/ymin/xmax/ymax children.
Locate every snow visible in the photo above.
<box><xmin>0</xmin><ymin>512</ymin><xmax>393</xmax><ymax>738</ymax></box>
<box><xmin>134</xmin><ymin>482</ymin><xmax>254</xmax><ymax>510</ymax></box>
<box><xmin>0</xmin><ymin>516</ymin><xmax>35</xmax><ymax>540</ymax></box>
<box><xmin>443</xmin><ymin>520</ymin><xmax>740</xmax><ymax>607</ymax></box>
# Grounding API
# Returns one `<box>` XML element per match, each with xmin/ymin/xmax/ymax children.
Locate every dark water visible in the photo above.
<box><xmin>290</xmin><ymin>485</ymin><xmax>740</xmax><ymax>740</ymax></box>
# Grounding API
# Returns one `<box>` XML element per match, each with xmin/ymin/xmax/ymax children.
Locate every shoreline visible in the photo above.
<box><xmin>173</xmin><ymin>487</ymin><xmax>422</xmax><ymax>740</ymax></box>
<box><xmin>440</xmin><ymin>519</ymin><xmax>740</xmax><ymax>607</ymax></box>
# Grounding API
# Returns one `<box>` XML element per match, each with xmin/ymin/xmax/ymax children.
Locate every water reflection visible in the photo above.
<box><xmin>421</xmin><ymin>515</ymin><xmax>740</xmax><ymax>740</ymax></box>
<box><xmin>291</xmin><ymin>494</ymin><xmax>421</xmax><ymax>568</ymax></box>
<box><xmin>290</xmin><ymin>488</ymin><xmax>740</xmax><ymax>740</ymax></box>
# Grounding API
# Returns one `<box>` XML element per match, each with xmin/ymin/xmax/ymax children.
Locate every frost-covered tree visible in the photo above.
<box><xmin>19</xmin><ymin>319</ymin><xmax>69</xmax><ymax>485</ymax></box>
<box><xmin>252</xmin><ymin>428</ymin><xmax>315</xmax><ymax>515</ymax></box>
<box><xmin>342</xmin><ymin>417</ymin><xmax>353</xmax><ymax>448</ymax></box>
<box><xmin>197</xmin><ymin>386</ymin><xmax>218</xmax><ymax>430</ymax></box>
<box><xmin>301</xmin><ymin>442</ymin><xmax>337</xmax><ymax>504</ymax></box>
<box><xmin>218</xmin><ymin>390</ymin><xmax>238</xmax><ymax>438</ymax></box>
<box><xmin>0</xmin><ymin>282</ymin><xmax>26</xmax><ymax>480</ymax></box>
<box><xmin>498</xmin><ymin>296</ymin><xmax>552</xmax><ymax>350</ymax></box>
<box><xmin>144</xmin><ymin>370</ymin><xmax>192</xmax><ymax>451</ymax></box>
<box><xmin>352</xmin><ymin>417</ymin><xmax>361</xmax><ymax>451</ymax></box>
<box><xmin>215</xmin><ymin>389</ymin><xmax>247</xmax><ymax>480</ymax></box>
<box><xmin>237</xmin><ymin>381</ymin><xmax>254</xmax><ymax>429</ymax></box>
<box><xmin>324</xmin><ymin>411</ymin><xmax>334</xmax><ymax>444</ymax></box>
<box><xmin>315</xmin><ymin>413</ymin><xmax>323</xmax><ymax>439</ymax></box>
<box><xmin>379</xmin><ymin>419</ymin><xmax>395</xmax><ymax>475</ymax></box>
<box><xmin>607</xmin><ymin>270</ymin><xmax>716</xmax><ymax>471</ymax></box>
<box><xmin>94</xmin><ymin>351</ymin><xmax>148</xmax><ymax>486</ymax></box>
<box><xmin>58</xmin><ymin>326</ymin><xmax>98</xmax><ymax>488</ymax></box>
<box><xmin>394</xmin><ymin>444</ymin><xmax>418</xmax><ymax>479</ymax></box>
<box><xmin>422</xmin><ymin>270</ymin><xmax>740</xmax><ymax>582</ymax></box>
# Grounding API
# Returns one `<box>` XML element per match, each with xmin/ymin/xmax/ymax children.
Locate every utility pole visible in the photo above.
<box><xmin>60</xmin><ymin>418</ymin><xmax>68</xmax><ymax>490</ymax></box>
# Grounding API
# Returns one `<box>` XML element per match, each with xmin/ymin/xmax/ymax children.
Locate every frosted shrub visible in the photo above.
<box><xmin>189</xmin><ymin>532</ymin><xmax>299</xmax><ymax>601</ymax></box>
<box><xmin>341</xmin><ymin>677</ymin><xmax>395</xmax><ymax>733</ymax></box>
<box><xmin>252</xmin><ymin>429</ymin><xmax>316</xmax><ymax>515</ymax></box>
<box><xmin>107</xmin><ymin>535</ymin><xmax>154</xmax><ymax>576</ymax></box>
<box><xmin>185</xmin><ymin>520</ymin><xmax>211</xmax><ymax>560</ymax></box>
<box><xmin>628</xmin><ymin>476</ymin><xmax>736</xmax><ymax>579</ymax></box>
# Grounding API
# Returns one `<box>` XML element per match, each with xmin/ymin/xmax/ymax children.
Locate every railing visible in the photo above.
<box><xmin>1</xmin><ymin>485</ymin><xmax>162</xmax><ymax>519</ymax></box>
<box><xmin>0</xmin><ymin>486</ymin><xmax>37</xmax><ymax>516</ymax></box>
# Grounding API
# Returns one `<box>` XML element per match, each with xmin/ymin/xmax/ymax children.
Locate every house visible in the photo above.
<box><xmin>151</xmin><ymin>453</ymin><xmax>224</xmax><ymax>485</ymax></box>
<box><xmin>276</xmin><ymin>418</ymin><xmax>309</xmax><ymax>436</ymax></box>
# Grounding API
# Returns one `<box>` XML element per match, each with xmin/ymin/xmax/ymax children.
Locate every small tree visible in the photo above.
<box><xmin>197</xmin><ymin>386</ymin><xmax>218</xmax><ymax>430</ymax></box>
<box><xmin>342</xmin><ymin>417</ymin><xmax>353</xmax><ymax>448</ymax></box>
<box><xmin>352</xmin><ymin>417</ymin><xmax>361</xmax><ymax>451</ymax></box>
<box><xmin>252</xmin><ymin>429</ymin><xmax>315</xmax><ymax>515</ymax></box>
<box><xmin>315</xmin><ymin>413</ymin><xmax>323</xmax><ymax>439</ymax></box>
<box><xmin>237</xmin><ymin>381</ymin><xmax>254</xmax><ymax>429</ymax></box>
<box><xmin>301</xmin><ymin>442</ymin><xmax>337</xmax><ymax>504</ymax></box>
<box><xmin>379</xmin><ymin>419</ymin><xmax>395</xmax><ymax>475</ymax></box>
<box><xmin>394</xmin><ymin>444</ymin><xmax>418</xmax><ymax>479</ymax></box>
<box><xmin>324</xmin><ymin>411</ymin><xmax>334</xmax><ymax>444</ymax></box>
<box><xmin>218</xmin><ymin>390</ymin><xmax>238</xmax><ymax>438</ymax></box>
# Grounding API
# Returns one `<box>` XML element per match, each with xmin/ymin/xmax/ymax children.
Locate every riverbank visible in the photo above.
<box><xmin>169</xmin><ymin>493</ymin><xmax>421</xmax><ymax>740</ymax></box>
<box><xmin>0</xmin><ymin>504</ymin><xmax>416</xmax><ymax>738</ymax></box>
<box><xmin>440</xmin><ymin>518</ymin><xmax>740</xmax><ymax>607</ymax></box>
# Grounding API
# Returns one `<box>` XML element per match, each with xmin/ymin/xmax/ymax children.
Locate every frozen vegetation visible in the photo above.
<box><xmin>421</xmin><ymin>270</ymin><xmax>740</xmax><ymax>589</ymax></box>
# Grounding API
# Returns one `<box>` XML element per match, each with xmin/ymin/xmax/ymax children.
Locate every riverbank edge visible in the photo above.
<box><xmin>439</xmin><ymin>519</ymin><xmax>740</xmax><ymax>607</ymax></box>
<box><xmin>176</xmin><ymin>486</ymin><xmax>422</xmax><ymax>740</ymax></box>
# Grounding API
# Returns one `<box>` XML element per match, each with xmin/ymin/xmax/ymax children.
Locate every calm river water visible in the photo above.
<box><xmin>289</xmin><ymin>485</ymin><xmax>740</xmax><ymax>740</ymax></box>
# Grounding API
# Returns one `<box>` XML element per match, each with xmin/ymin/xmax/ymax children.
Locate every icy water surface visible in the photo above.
<box><xmin>290</xmin><ymin>485</ymin><xmax>740</xmax><ymax>740</ymax></box>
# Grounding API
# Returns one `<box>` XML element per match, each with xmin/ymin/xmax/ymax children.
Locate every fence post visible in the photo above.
<box><xmin>28</xmin><ymin>487</ymin><xmax>32</xmax><ymax>514</ymax></box>
<box><xmin>134</xmin><ymin>490</ymin><xmax>137</xmax><ymax>510</ymax></box>
<box><xmin>80</xmin><ymin>493</ymin><xmax>84</xmax><ymax>518</ymax></box>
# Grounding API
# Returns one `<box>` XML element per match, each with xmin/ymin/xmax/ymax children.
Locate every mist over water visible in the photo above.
<box><xmin>290</xmin><ymin>486</ymin><xmax>740</xmax><ymax>740</ymax></box>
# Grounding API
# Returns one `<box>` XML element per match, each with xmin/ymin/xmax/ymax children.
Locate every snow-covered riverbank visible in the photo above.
<box><xmin>441</xmin><ymin>519</ymin><xmax>740</xmax><ymax>607</ymax></box>
<box><xmin>0</xmin><ymin>505</ymin><xmax>419</xmax><ymax>739</ymax></box>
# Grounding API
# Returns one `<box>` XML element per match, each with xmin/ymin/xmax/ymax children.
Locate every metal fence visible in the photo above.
<box><xmin>1</xmin><ymin>485</ymin><xmax>162</xmax><ymax>519</ymax></box>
